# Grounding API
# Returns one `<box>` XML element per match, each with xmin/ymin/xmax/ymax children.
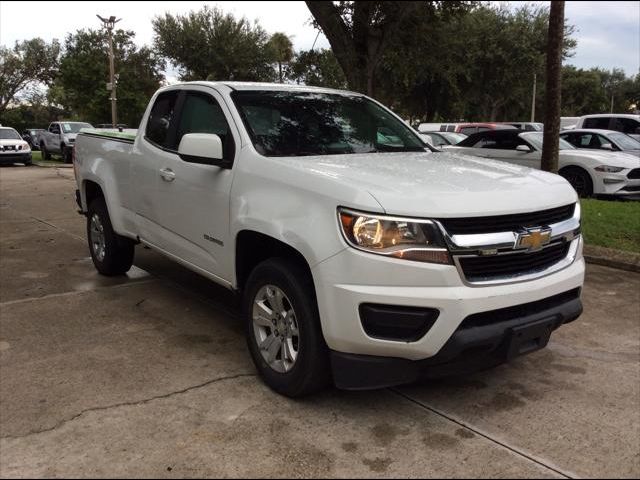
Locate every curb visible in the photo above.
<box><xmin>583</xmin><ymin>246</ymin><xmax>640</xmax><ymax>273</ymax></box>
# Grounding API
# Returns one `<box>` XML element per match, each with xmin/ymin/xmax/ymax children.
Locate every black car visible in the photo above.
<box><xmin>21</xmin><ymin>129</ymin><xmax>45</xmax><ymax>150</ymax></box>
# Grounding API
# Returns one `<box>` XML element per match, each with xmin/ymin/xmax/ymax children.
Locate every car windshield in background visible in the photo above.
<box><xmin>441</xmin><ymin>132</ymin><xmax>467</xmax><ymax>144</ymax></box>
<box><xmin>609</xmin><ymin>132</ymin><xmax>640</xmax><ymax>151</ymax></box>
<box><xmin>231</xmin><ymin>91</ymin><xmax>426</xmax><ymax>157</ymax></box>
<box><xmin>0</xmin><ymin>129</ymin><xmax>21</xmax><ymax>140</ymax></box>
<box><xmin>521</xmin><ymin>132</ymin><xmax>575</xmax><ymax>150</ymax></box>
<box><xmin>62</xmin><ymin>122</ymin><xmax>92</xmax><ymax>133</ymax></box>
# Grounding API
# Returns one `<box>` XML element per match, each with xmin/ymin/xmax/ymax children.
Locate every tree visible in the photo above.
<box><xmin>52</xmin><ymin>29</ymin><xmax>164</xmax><ymax>127</ymax></box>
<box><xmin>0</xmin><ymin>38</ymin><xmax>60</xmax><ymax>114</ymax></box>
<box><xmin>306</xmin><ymin>1</ymin><xmax>426</xmax><ymax>96</ymax></box>
<box><xmin>268</xmin><ymin>33</ymin><xmax>294</xmax><ymax>83</ymax></box>
<box><xmin>541</xmin><ymin>1</ymin><xmax>565</xmax><ymax>174</ymax></box>
<box><xmin>288</xmin><ymin>49</ymin><xmax>347</xmax><ymax>89</ymax></box>
<box><xmin>153</xmin><ymin>6</ymin><xmax>275</xmax><ymax>82</ymax></box>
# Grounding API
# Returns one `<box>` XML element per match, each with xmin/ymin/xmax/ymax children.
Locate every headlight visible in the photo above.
<box><xmin>338</xmin><ymin>208</ymin><xmax>451</xmax><ymax>264</ymax></box>
<box><xmin>19</xmin><ymin>144</ymin><xmax>31</xmax><ymax>151</ymax></box>
<box><xmin>595</xmin><ymin>165</ymin><xmax>625</xmax><ymax>173</ymax></box>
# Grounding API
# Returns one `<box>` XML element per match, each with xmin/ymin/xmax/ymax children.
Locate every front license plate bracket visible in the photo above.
<box><xmin>506</xmin><ymin>317</ymin><xmax>555</xmax><ymax>360</ymax></box>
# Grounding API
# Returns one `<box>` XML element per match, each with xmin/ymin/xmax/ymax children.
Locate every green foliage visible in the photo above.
<box><xmin>0</xmin><ymin>92</ymin><xmax>68</xmax><ymax>132</ymax></box>
<box><xmin>0</xmin><ymin>38</ymin><xmax>60</xmax><ymax>113</ymax></box>
<box><xmin>52</xmin><ymin>29</ymin><xmax>165</xmax><ymax>127</ymax></box>
<box><xmin>267</xmin><ymin>32</ymin><xmax>294</xmax><ymax>83</ymax></box>
<box><xmin>153</xmin><ymin>6</ymin><xmax>275</xmax><ymax>82</ymax></box>
<box><xmin>378</xmin><ymin>3</ymin><xmax>577</xmax><ymax>122</ymax></box>
<box><xmin>288</xmin><ymin>49</ymin><xmax>347</xmax><ymax>89</ymax></box>
<box><xmin>561</xmin><ymin>67</ymin><xmax>639</xmax><ymax>116</ymax></box>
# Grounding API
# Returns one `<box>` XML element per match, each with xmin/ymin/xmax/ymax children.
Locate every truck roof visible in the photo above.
<box><xmin>171</xmin><ymin>81</ymin><xmax>362</xmax><ymax>97</ymax></box>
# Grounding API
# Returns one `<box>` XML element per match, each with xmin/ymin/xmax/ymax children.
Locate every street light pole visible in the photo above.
<box><xmin>530</xmin><ymin>73</ymin><xmax>537</xmax><ymax>122</ymax></box>
<box><xmin>97</xmin><ymin>15</ymin><xmax>121</xmax><ymax>128</ymax></box>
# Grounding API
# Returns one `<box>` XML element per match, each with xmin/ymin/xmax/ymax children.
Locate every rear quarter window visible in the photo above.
<box><xmin>145</xmin><ymin>91</ymin><xmax>179</xmax><ymax>149</ymax></box>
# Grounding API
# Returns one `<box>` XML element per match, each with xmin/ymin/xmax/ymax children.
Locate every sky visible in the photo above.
<box><xmin>1</xmin><ymin>0</ymin><xmax>638</xmax><ymax>78</ymax></box>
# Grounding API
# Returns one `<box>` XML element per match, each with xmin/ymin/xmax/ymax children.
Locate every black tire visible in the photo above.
<box><xmin>244</xmin><ymin>258</ymin><xmax>331</xmax><ymax>397</ymax></box>
<box><xmin>560</xmin><ymin>166</ymin><xmax>593</xmax><ymax>198</ymax></box>
<box><xmin>86</xmin><ymin>197</ymin><xmax>135</xmax><ymax>276</ymax></box>
<box><xmin>60</xmin><ymin>144</ymin><xmax>70</xmax><ymax>163</ymax></box>
<box><xmin>40</xmin><ymin>142</ymin><xmax>51</xmax><ymax>160</ymax></box>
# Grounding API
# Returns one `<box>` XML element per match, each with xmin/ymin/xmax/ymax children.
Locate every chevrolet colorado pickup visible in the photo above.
<box><xmin>73</xmin><ymin>82</ymin><xmax>585</xmax><ymax>397</ymax></box>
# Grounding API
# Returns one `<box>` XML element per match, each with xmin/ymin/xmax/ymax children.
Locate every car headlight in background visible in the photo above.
<box><xmin>338</xmin><ymin>208</ymin><xmax>451</xmax><ymax>264</ymax></box>
<box><xmin>595</xmin><ymin>165</ymin><xmax>625</xmax><ymax>173</ymax></box>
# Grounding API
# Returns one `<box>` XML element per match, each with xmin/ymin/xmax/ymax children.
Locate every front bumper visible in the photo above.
<box><xmin>331</xmin><ymin>287</ymin><xmax>582</xmax><ymax>389</ymax></box>
<box><xmin>312</xmin><ymin>236</ymin><xmax>585</xmax><ymax>362</ymax></box>
<box><xmin>0</xmin><ymin>152</ymin><xmax>31</xmax><ymax>165</ymax></box>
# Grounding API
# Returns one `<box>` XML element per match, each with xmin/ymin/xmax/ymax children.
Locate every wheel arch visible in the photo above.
<box><xmin>235</xmin><ymin>230</ymin><xmax>315</xmax><ymax>296</ymax></box>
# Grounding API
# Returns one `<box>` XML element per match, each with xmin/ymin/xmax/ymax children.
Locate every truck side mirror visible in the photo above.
<box><xmin>178</xmin><ymin>133</ymin><xmax>232</xmax><ymax>169</ymax></box>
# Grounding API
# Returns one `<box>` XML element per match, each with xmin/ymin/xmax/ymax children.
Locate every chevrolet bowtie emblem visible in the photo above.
<box><xmin>515</xmin><ymin>227</ymin><xmax>552</xmax><ymax>251</ymax></box>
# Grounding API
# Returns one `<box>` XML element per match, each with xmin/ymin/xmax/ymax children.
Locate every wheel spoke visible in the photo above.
<box><xmin>268</xmin><ymin>288</ymin><xmax>286</xmax><ymax>314</ymax></box>
<box><xmin>253</xmin><ymin>301</ymin><xmax>274</xmax><ymax>327</ymax></box>
<box><xmin>282</xmin><ymin>338</ymin><xmax>291</xmax><ymax>363</ymax></box>
<box><xmin>260</xmin><ymin>333</ymin><xmax>275</xmax><ymax>350</ymax></box>
<box><xmin>266</xmin><ymin>337</ymin><xmax>282</xmax><ymax>364</ymax></box>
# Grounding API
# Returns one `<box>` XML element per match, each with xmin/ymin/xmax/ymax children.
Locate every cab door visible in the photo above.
<box><xmin>134</xmin><ymin>87</ymin><xmax>239</xmax><ymax>282</ymax></box>
<box><xmin>48</xmin><ymin>123</ymin><xmax>61</xmax><ymax>151</ymax></box>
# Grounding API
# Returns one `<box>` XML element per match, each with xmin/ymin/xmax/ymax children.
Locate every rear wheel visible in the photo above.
<box><xmin>244</xmin><ymin>258</ymin><xmax>330</xmax><ymax>397</ymax></box>
<box><xmin>560</xmin><ymin>166</ymin><xmax>593</xmax><ymax>198</ymax></box>
<box><xmin>87</xmin><ymin>197</ymin><xmax>134</xmax><ymax>276</ymax></box>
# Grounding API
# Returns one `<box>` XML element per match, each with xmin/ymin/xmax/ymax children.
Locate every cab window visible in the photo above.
<box><xmin>145</xmin><ymin>91</ymin><xmax>179</xmax><ymax>149</ymax></box>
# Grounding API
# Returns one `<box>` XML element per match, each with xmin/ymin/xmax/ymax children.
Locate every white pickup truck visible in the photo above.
<box><xmin>73</xmin><ymin>82</ymin><xmax>585</xmax><ymax>397</ymax></box>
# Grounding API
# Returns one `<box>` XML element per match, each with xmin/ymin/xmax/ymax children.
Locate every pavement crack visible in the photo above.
<box><xmin>0</xmin><ymin>373</ymin><xmax>256</xmax><ymax>441</ymax></box>
<box><xmin>389</xmin><ymin>388</ymin><xmax>577</xmax><ymax>479</ymax></box>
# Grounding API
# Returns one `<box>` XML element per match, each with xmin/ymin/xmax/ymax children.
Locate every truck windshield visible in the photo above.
<box><xmin>231</xmin><ymin>90</ymin><xmax>427</xmax><ymax>157</ymax></box>
<box><xmin>61</xmin><ymin>123</ymin><xmax>93</xmax><ymax>133</ymax></box>
<box><xmin>0</xmin><ymin>129</ymin><xmax>21</xmax><ymax>140</ymax></box>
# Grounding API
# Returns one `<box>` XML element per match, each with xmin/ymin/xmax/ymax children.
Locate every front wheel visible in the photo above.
<box><xmin>87</xmin><ymin>197</ymin><xmax>135</xmax><ymax>276</ymax></box>
<box><xmin>40</xmin><ymin>142</ymin><xmax>51</xmax><ymax>160</ymax></box>
<box><xmin>61</xmin><ymin>144</ymin><xmax>71</xmax><ymax>163</ymax></box>
<box><xmin>560</xmin><ymin>166</ymin><xmax>593</xmax><ymax>198</ymax></box>
<box><xmin>244</xmin><ymin>258</ymin><xmax>330</xmax><ymax>397</ymax></box>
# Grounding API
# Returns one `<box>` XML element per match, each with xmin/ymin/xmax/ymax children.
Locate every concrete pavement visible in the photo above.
<box><xmin>0</xmin><ymin>166</ymin><xmax>638</xmax><ymax>478</ymax></box>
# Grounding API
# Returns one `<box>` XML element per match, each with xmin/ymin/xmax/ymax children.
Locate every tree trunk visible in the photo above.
<box><xmin>541</xmin><ymin>1</ymin><xmax>565</xmax><ymax>174</ymax></box>
<box><xmin>305</xmin><ymin>1</ymin><xmax>419</xmax><ymax>97</ymax></box>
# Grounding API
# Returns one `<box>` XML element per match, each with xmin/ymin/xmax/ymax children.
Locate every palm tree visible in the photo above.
<box><xmin>541</xmin><ymin>1</ymin><xmax>565</xmax><ymax>173</ymax></box>
<box><xmin>268</xmin><ymin>32</ymin><xmax>294</xmax><ymax>83</ymax></box>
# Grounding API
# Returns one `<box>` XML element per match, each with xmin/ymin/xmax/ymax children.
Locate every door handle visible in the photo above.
<box><xmin>159</xmin><ymin>167</ymin><xmax>175</xmax><ymax>182</ymax></box>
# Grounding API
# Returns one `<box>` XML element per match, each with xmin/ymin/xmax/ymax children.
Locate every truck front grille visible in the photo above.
<box><xmin>458</xmin><ymin>242</ymin><xmax>570</xmax><ymax>282</ymax></box>
<box><xmin>438</xmin><ymin>204</ymin><xmax>575</xmax><ymax>235</ymax></box>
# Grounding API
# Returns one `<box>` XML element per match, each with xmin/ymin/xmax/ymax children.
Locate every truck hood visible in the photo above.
<box><xmin>274</xmin><ymin>151</ymin><xmax>577</xmax><ymax>217</ymax></box>
<box><xmin>562</xmin><ymin>149</ymin><xmax>640</xmax><ymax>167</ymax></box>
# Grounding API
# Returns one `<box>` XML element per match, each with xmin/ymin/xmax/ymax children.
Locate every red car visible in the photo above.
<box><xmin>440</xmin><ymin>122</ymin><xmax>517</xmax><ymax>135</ymax></box>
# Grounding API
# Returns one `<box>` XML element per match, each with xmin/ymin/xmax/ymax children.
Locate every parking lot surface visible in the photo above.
<box><xmin>1</xmin><ymin>166</ymin><xmax>639</xmax><ymax>478</ymax></box>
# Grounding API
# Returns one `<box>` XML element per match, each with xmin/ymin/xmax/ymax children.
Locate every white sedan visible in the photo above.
<box><xmin>445</xmin><ymin>129</ymin><xmax>640</xmax><ymax>198</ymax></box>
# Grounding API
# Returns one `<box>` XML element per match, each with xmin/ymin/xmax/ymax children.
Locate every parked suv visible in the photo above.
<box><xmin>73</xmin><ymin>82</ymin><xmax>585</xmax><ymax>396</ymax></box>
<box><xmin>0</xmin><ymin>127</ymin><xmax>32</xmax><ymax>166</ymax></box>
